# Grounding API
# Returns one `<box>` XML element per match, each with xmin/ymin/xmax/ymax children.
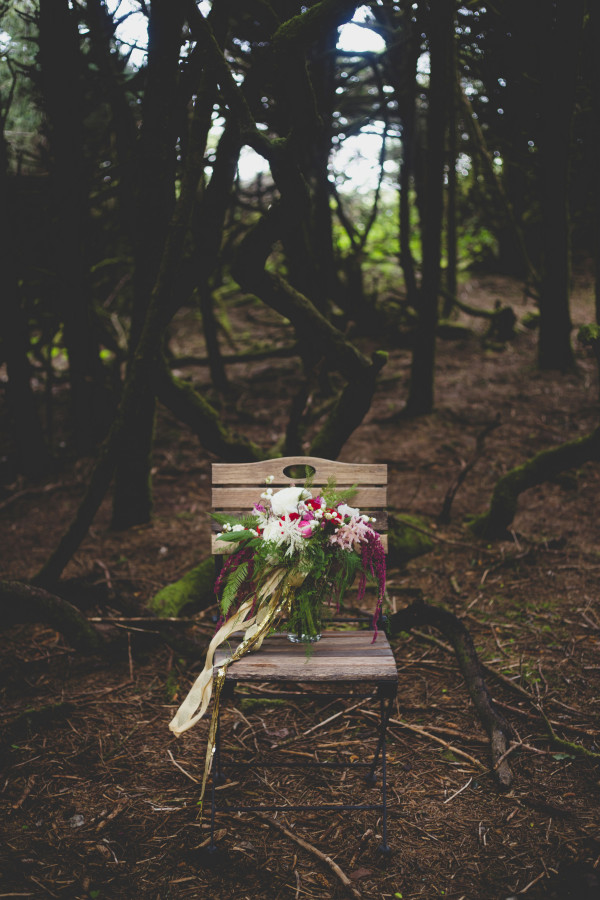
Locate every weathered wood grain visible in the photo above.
<box><xmin>214</xmin><ymin>631</ymin><xmax>398</xmax><ymax>683</ymax></box>
<box><xmin>212</xmin><ymin>457</ymin><xmax>387</xmax><ymax>485</ymax></box>
<box><xmin>212</xmin><ymin>486</ymin><xmax>387</xmax><ymax>509</ymax></box>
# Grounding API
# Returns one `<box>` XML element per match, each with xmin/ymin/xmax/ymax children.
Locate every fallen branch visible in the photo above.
<box><xmin>169</xmin><ymin>344</ymin><xmax>299</xmax><ymax>367</ymax></box>
<box><xmin>389</xmin><ymin>599</ymin><xmax>515</xmax><ymax>787</ymax></box>
<box><xmin>360</xmin><ymin>709</ymin><xmax>485</xmax><ymax>771</ymax></box>
<box><xmin>251</xmin><ymin>811</ymin><xmax>362</xmax><ymax>900</ymax></box>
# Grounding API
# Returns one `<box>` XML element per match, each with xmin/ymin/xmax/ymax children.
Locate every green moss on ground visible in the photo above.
<box><xmin>148</xmin><ymin>558</ymin><xmax>215</xmax><ymax>618</ymax></box>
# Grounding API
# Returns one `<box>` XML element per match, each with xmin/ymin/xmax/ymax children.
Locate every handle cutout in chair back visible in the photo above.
<box><xmin>283</xmin><ymin>463</ymin><xmax>316</xmax><ymax>481</ymax></box>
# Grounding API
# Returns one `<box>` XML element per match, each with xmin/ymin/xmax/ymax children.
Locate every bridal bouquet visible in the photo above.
<box><xmin>168</xmin><ymin>476</ymin><xmax>386</xmax><ymax>815</ymax></box>
<box><xmin>213</xmin><ymin>477</ymin><xmax>386</xmax><ymax>642</ymax></box>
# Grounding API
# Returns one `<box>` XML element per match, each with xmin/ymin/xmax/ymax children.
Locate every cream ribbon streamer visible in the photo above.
<box><xmin>168</xmin><ymin>566</ymin><xmax>301</xmax><ymax>818</ymax></box>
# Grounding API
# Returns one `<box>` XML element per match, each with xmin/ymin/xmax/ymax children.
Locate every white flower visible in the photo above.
<box><xmin>262</xmin><ymin>515</ymin><xmax>306</xmax><ymax>556</ymax></box>
<box><xmin>270</xmin><ymin>486</ymin><xmax>312</xmax><ymax>517</ymax></box>
<box><xmin>337</xmin><ymin>503</ymin><xmax>360</xmax><ymax>519</ymax></box>
<box><xmin>260</xmin><ymin>488</ymin><xmax>274</xmax><ymax>500</ymax></box>
<box><xmin>265</xmin><ymin>475</ymin><xmax>275</xmax><ymax>484</ymax></box>
<box><xmin>232</xmin><ymin>524</ymin><xmax>245</xmax><ymax>532</ymax></box>
<box><xmin>262</xmin><ymin>519</ymin><xmax>283</xmax><ymax>544</ymax></box>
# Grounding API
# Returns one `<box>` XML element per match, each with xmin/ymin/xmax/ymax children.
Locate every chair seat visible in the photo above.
<box><xmin>214</xmin><ymin>630</ymin><xmax>398</xmax><ymax>684</ymax></box>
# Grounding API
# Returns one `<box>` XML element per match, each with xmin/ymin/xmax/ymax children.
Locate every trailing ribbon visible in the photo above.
<box><xmin>169</xmin><ymin>566</ymin><xmax>305</xmax><ymax>817</ymax></box>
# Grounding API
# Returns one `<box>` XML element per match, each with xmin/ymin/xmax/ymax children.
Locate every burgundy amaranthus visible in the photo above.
<box><xmin>357</xmin><ymin>530</ymin><xmax>386</xmax><ymax>641</ymax></box>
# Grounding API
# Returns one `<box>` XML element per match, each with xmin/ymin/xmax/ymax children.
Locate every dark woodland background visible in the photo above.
<box><xmin>1</xmin><ymin>2</ymin><xmax>600</xmax><ymax>899</ymax></box>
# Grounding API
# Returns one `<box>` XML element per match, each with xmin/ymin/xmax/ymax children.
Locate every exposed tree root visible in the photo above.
<box><xmin>389</xmin><ymin>597</ymin><xmax>515</xmax><ymax>788</ymax></box>
<box><xmin>0</xmin><ymin>580</ymin><xmax>109</xmax><ymax>654</ymax></box>
<box><xmin>538</xmin><ymin>707</ymin><xmax>600</xmax><ymax>763</ymax></box>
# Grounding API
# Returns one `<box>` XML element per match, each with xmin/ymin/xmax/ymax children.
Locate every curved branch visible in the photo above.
<box><xmin>471</xmin><ymin>425</ymin><xmax>600</xmax><ymax>539</ymax></box>
<box><xmin>233</xmin><ymin>203</ymin><xmax>375</xmax><ymax>379</ymax></box>
<box><xmin>154</xmin><ymin>357</ymin><xmax>264</xmax><ymax>462</ymax></box>
<box><xmin>389</xmin><ymin>598</ymin><xmax>515</xmax><ymax>788</ymax></box>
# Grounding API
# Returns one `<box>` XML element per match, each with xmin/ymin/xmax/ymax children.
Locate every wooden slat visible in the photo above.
<box><xmin>213</xmin><ymin>631</ymin><xmax>398</xmax><ymax>683</ymax></box>
<box><xmin>213</xmin><ymin>486</ymin><xmax>386</xmax><ymax>509</ymax></box>
<box><xmin>212</xmin><ymin>533</ymin><xmax>388</xmax><ymax>555</ymax></box>
<box><xmin>212</xmin><ymin>457</ymin><xmax>387</xmax><ymax>486</ymax></box>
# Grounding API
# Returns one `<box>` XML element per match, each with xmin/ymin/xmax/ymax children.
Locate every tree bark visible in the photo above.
<box><xmin>111</xmin><ymin>0</ymin><xmax>187</xmax><ymax>530</ymax></box>
<box><xmin>405</xmin><ymin>0</ymin><xmax>454</xmax><ymax>416</ymax></box>
<box><xmin>33</xmin><ymin>27</ymin><xmax>225</xmax><ymax>587</ymax></box>
<box><xmin>537</xmin><ymin>0</ymin><xmax>583</xmax><ymax>371</ymax></box>
<box><xmin>38</xmin><ymin>0</ymin><xmax>105</xmax><ymax>450</ymax></box>
<box><xmin>0</xmin><ymin>96</ymin><xmax>49</xmax><ymax>477</ymax></box>
<box><xmin>443</xmin><ymin>23</ymin><xmax>458</xmax><ymax>318</ymax></box>
<box><xmin>376</xmin><ymin>0</ymin><xmax>421</xmax><ymax>308</ymax></box>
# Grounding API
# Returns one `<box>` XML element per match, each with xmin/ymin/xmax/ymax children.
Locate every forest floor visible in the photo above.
<box><xmin>1</xmin><ymin>271</ymin><xmax>600</xmax><ymax>900</ymax></box>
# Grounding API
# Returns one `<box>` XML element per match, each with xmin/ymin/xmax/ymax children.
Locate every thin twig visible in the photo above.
<box><xmin>251</xmin><ymin>811</ymin><xmax>362</xmax><ymax>900</ymax></box>
<box><xmin>359</xmin><ymin>709</ymin><xmax>485</xmax><ymax>770</ymax></box>
<box><xmin>167</xmin><ymin>749</ymin><xmax>200</xmax><ymax>784</ymax></box>
<box><xmin>443</xmin><ymin>776</ymin><xmax>473</xmax><ymax>804</ymax></box>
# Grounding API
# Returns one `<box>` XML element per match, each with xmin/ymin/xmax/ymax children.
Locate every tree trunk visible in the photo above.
<box><xmin>0</xmin><ymin>110</ymin><xmax>50</xmax><ymax>477</ymax></box>
<box><xmin>590</xmin><ymin>1</ymin><xmax>600</xmax><ymax>326</ymax></box>
<box><xmin>443</xmin><ymin>25</ymin><xmax>458</xmax><ymax>318</ymax></box>
<box><xmin>0</xmin><ymin>581</ymin><xmax>107</xmax><ymax>655</ymax></box>
<box><xmin>405</xmin><ymin>0</ymin><xmax>454</xmax><ymax>415</ymax></box>
<box><xmin>110</xmin><ymin>0</ymin><xmax>186</xmax><ymax>529</ymax></box>
<box><xmin>537</xmin><ymin>0</ymin><xmax>584</xmax><ymax>371</ymax></box>
<box><xmin>376</xmin><ymin>0</ymin><xmax>421</xmax><ymax>309</ymax></box>
<box><xmin>34</xmin><ymin>24</ymin><xmax>224</xmax><ymax>586</ymax></box>
<box><xmin>38</xmin><ymin>0</ymin><xmax>105</xmax><ymax>451</ymax></box>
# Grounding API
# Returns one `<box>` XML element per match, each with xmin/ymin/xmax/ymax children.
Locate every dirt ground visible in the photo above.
<box><xmin>1</xmin><ymin>273</ymin><xmax>600</xmax><ymax>900</ymax></box>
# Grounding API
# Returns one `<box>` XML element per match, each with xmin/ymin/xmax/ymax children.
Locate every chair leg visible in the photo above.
<box><xmin>198</xmin><ymin>707</ymin><xmax>228</xmax><ymax>867</ymax></box>
<box><xmin>366</xmin><ymin>695</ymin><xmax>393</xmax><ymax>787</ymax></box>
<box><xmin>378</xmin><ymin>706</ymin><xmax>392</xmax><ymax>858</ymax></box>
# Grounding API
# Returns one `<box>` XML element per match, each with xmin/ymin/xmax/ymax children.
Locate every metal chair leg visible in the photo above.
<box><xmin>198</xmin><ymin>706</ymin><xmax>228</xmax><ymax>868</ymax></box>
<box><xmin>378</xmin><ymin>707</ymin><xmax>392</xmax><ymax>858</ymax></box>
<box><xmin>366</xmin><ymin>695</ymin><xmax>393</xmax><ymax>787</ymax></box>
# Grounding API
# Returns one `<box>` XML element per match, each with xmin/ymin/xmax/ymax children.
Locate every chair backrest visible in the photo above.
<box><xmin>211</xmin><ymin>456</ymin><xmax>387</xmax><ymax>555</ymax></box>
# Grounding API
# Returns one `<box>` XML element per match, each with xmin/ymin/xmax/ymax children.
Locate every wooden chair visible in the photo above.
<box><xmin>205</xmin><ymin>456</ymin><xmax>398</xmax><ymax>859</ymax></box>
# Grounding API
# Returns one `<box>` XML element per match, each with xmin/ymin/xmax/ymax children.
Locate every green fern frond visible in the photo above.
<box><xmin>220</xmin><ymin>561</ymin><xmax>250</xmax><ymax>615</ymax></box>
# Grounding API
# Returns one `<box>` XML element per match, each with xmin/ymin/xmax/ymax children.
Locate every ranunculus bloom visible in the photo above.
<box><xmin>270</xmin><ymin>486</ymin><xmax>311</xmax><ymax>517</ymax></box>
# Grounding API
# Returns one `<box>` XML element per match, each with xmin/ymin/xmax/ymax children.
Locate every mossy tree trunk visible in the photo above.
<box><xmin>470</xmin><ymin>426</ymin><xmax>600</xmax><ymax>540</ymax></box>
